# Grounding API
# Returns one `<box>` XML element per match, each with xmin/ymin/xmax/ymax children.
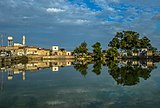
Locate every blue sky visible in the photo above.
<box><xmin>0</xmin><ymin>0</ymin><xmax>160</xmax><ymax>50</ymax></box>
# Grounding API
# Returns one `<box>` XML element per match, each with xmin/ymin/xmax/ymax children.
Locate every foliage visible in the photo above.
<box><xmin>73</xmin><ymin>41</ymin><xmax>88</xmax><ymax>56</ymax></box>
<box><xmin>106</xmin><ymin>47</ymin><xmax>119</xmax><ymax>59</ymax></box>
<box><xmin>106</xmin><ymin>60</ymin><xmax>157</xmax><ymax>86</ymax></box>
<box><xmin>74</xmin><ymin>62</ymin><xmax>88</xmax><ymax>76</ymax></box>
<box><xmin>92</xmin><ymin>61</ymin><xmax>102</xmax><ymax>75</ymax></box>
<box><xmin>59</xmin><ymin>48</ymin><xmax>65</xmax><ymax>51</ymax></box>
<box><xmin>108</xmin><ymin>31</ymin><xmax>157</xmax><ymax>52</ymax></box>
<box><xmin>92</xmin><ymin>42</ymin><xmax>103</xmax><ymax>60</ymax></box>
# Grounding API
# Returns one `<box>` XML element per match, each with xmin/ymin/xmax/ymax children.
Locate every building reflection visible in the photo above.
<box><xmin>0</xmin><ymin>59</ymin><xmax>159</xmax><ymax>86</ymax></box>
<box><xmin>0</xmin><ymin>60</ymin><xmax>74</xmax><ymax>80</ymax></box>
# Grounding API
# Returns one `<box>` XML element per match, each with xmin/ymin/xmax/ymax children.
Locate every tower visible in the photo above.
<box><xmin>22</xmin><ymin>35</ymin><xmax>26</xmax><ymax>46</ymax></box>
<box><xmin>8</xmin><ymin>36</ymin><xmax>13</xmax><ymax>46</ymax></box>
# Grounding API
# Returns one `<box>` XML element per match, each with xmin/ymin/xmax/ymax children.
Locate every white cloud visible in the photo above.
<box><xmin>106</xmin><ymin>6</ymin><xmax>115</xmax><ymax>12</ymax></box>
<box><xmin>75</xmin><ymin>19</ymin><xmax>90</xmax><ymax>24</ymax></box>
<box><xmin>0</xmin><ymin>0</ymin><xmax>160</xmax><ymax>49</ymax></box>
<box><xmin>46</xmin><ymin>8</ymin><xmax>65</xmax><ymax>13</ymax></box>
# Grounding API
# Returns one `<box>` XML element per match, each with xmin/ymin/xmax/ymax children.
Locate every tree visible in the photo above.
<box><xmin>80</xmin><ymin>41</ymin><xmax>88</xmax><ymax>55</ymax></box>
<box><xmin>140</xmin><ymin>36</ymin><xmax>151</xmax><ymax>48</ymax></box>
<box><xmin>92</xmin><ymin>42</ymin><xmax>102</xmax><ymax>60</ymax></box>
<box><xmin>108</xmin><ymin>31</ymin><xmax>157</xmax><ymax>56</ymax></box>
<box><xmin>106</xmin><ymin>47</ymin><xmax>119</xmax><ymax>59</ymax></box>
<box><xmin>59</xmin><ymin>48</ymin><xmax>65</xmax><ymax>51</ymax></box>
<box><xmin>73</xmin><ymin>41</ymin><xmax>88</xmax><ymax>57</ymax></box>
<box><xmin>108</xmin><ymin>37</ymin><xmax>120</xmax><ymax>48</ymax></box>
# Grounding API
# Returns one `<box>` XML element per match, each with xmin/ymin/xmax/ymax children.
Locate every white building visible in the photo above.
<box><xmin>52</xmin><ymin>46</ymin><xmax>59</xmax><ymax>51</ymax></box>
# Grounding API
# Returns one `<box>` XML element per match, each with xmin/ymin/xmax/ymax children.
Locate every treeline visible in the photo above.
<box><xmin>73</xmin><ymin>31</ymin><xmax>157</xmax><ymax>60</ymax></box>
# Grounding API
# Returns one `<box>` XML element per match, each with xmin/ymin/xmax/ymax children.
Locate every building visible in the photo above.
<box><xmin>14</xmin><ymin>43</ymin><xmax>23</xmax><ymax>47</ymax></box>
<box><xmin>15</xmin><ymin>47</ymin><xmax>25</xmax><ymax>56</ymax></box>
<box><xmin>25</xmin><ymin>46</ymin><xmax>38</xmax><ymax>55</ymax></box>
<box><xmin>51</xmin><ymin>46</ymin><xmax>72</xmax><ymax>56</ymax></box>
<box><xmin>37</xmin><ymin>48</ymin><xmax>50</xmax><ymax>56</ymax></box>
<box><xmin>147</xmin><ymin>50</ymin><xmax>153</xmax><ymax>56</ymax></box>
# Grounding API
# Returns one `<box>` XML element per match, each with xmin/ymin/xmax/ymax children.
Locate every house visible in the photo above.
<box><xmin>51</xmin><ymin>46</ymin><xmax>72</xmax><ymax>56</ymax></box>
<box><xmin>132</xmin><ymin>52</ymin><xmax>138</xmax><ymax>56</ymax></box>
<box><xmin>139</xmin><ymin>48</ymin><xmax>153</xmax><ymax>57</ymax></box>
<box><xmin>122</xmin><ymin>52</ymin><xmax>127</xmax><ymax>56</ymax></box>
<box><xmin>15</xmin><ymin>46</ymin><xmax>50</xmax><ymax>56</ymax></box>
<box><xmin>147</xmin><ymin>50</ymin><xmax>153</xmax><ymax>56</ymax></box>
<box><xmin>15</xmin><ymin>47</ymin><xmax>25</xmax><ymax>56</ymax></box>
<box><xmin>25</xmin><ymin>46</ymin><xmax>38</xmax><ymax>55</ymax></box>
<box><xmin>0</xmin><ymin>50</ymin><xmax>11</xmax><ymax>57</ymax></box>
<box><xmin>37</xmin><ymin>48</ymin><xmax>50</xmax><ymax>56</ymax></box>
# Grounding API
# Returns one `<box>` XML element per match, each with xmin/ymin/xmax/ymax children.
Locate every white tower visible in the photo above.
<box><xmin>22</xmin><ymin>35</ymin><xmax>26</xmax><ymax>46</ymax></box>
<box><xmin>8</xmin><ymin>36</ymin><xmax>13</xmax><ymax>46</ymax></box>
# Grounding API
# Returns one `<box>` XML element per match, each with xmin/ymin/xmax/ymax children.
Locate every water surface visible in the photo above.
<box><xmin>0</xmin><ymin>60</ymin><xmax>160</xmax><ymax>108</ymax></box>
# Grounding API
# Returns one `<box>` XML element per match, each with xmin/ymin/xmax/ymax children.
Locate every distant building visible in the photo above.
<box><xmin>14</xmin><ymin>43</ymin><xmax>23</xmax><ymax>47</ymax></box>
<box><xmin>139</xmin><ymin>48</ymin><xmax>153</xmax><ymax>57</ymax></box>
<box><xmin>37</xmin><ymin>48</ymin><xmax>50</xmax><ymax>56</ymax></box>
<box><xmin>51</xmin><ymin>46</ymin><xmax>72</xmax><ymax>56</ymax></box>
<box><xmin>132</xmin><ymin>52</ymin><xmax>138</xmax><ymax>56</ymax></box>
<box><xmin>25</xmin><ymin>46</ymin><xmax>38</xmax><ymax>55</ymax></box>
<box><xmin>52</xmin><ymin>46</ymin><xmax>59</xmax><ymax>51</ymax></box>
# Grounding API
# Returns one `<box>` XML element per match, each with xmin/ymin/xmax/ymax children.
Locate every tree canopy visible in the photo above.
<box><xmin>73</xmin><ymin>41</ymin><xmax>88</xmax><ymax>56</ymax></box>
<box><xmin>106</xmin><ymin>47</ymin><xmax>119</xmax><ymax>59</ymax></box>
<box><xmin>108</xmin><ymin>31</ymin><xmax>157</xmax><ymax>52</ymax></box>
<box><xmin>92</xmin><ymin>42</ymin><xmax>103</xmax><ymax>60</ymax></box>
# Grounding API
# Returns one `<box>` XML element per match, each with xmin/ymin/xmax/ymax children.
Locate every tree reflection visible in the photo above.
<box><xmin>74</xmin><ymin>61</ymin><xmax>89</xmax><ymax>76</ymax></box>
<box><xmin>106</xmin><ymin>60</ymin><xmax>157</xmax><ymax>86</ymax></box>
<box><xmin>92</xmin><ymin>61</ymin><xmax>102</xmax><ymax>75</ymax></box>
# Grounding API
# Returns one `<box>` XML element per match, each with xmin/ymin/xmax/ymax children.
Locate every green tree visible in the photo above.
<box><xmin>73</xmin><ymin>41</ymin><xmax>88</xmax><ymax>57</ymax></box>
<box><xmin>108</xmin><ymin>31</ymin><xmax>157</xmax><ymax>56</ymax></box>
<box><xmin>59</xmin><ymin>48</ymin><xmax>65</xmax><ymax>51</ymax></box>
<box><xmin>92</xmin><ymin>42</ymin><xmax>102</xmax><ymax>60</ymax></box>
<box><xmin>80</xmin><ymin>41</ymin><xmax>88</xmax><ymax>55</ymax></box>
<box><xmin>106</xmin><ymin>47</ymin><xmax>119</xmax><ymax>59</ymax></box>
<box><xmin>140</xmin><ymin>36</ymin><xmax>151</xmax><ymax>48</ymax></box>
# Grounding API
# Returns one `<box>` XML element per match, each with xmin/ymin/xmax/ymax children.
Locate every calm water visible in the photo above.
<box><xmin>0</xmin><ymin>60</ymin><xmax>160</xmax><ymax>108</ymax></box>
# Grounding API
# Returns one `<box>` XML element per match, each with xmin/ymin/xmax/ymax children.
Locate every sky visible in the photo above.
<box><xmin>0</xmin><ymin>0</ymin><xmax>160</xmax><ymax>50</ymax></box>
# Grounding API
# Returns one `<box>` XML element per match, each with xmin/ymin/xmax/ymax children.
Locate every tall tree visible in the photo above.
<box><xmin>106</xmin><ymin>47</ymin><xmax>119</xmax><ymax>59</ymax></box>
<box><xmin>73</xmin><ymin>41</ymin><xmax>88</xmax><ymax>57</ymax></box>
<box><xmin>108</xmin><ymin>31</ymin><xmax>157</xmax><ymax>53</ymax></box>
<box><xmin>92</xmin><ymin>42</ymin><xmax>102</xmax><ymax>60</ymax></box>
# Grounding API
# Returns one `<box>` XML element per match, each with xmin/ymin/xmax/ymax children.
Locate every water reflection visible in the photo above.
<box><xmin>74</xmin><ymin>61</ymin><xmax>88</xmax><ymax>76</ymax></box>
<box><xmin>0</xmin><ymin>59</ymin><xmax>159</xmax><ymax>86</ymax></box>
<box><xmin>106</xmin><ymin>60</ymin><xmax>157</xmax><ymax>86</ymax></box>
<box><xmin>92</xmin><ymin>61</ymin><xmax>102</xmax><ymax>75</ymax></box>
<box><xmin>0</xmin><ymin>59</ymin><xmax>160</xmax><ymax>108</ymax></box>
<box><xmin>0</xmin><ymin>60</ymin><xmax>74</xmax><ymax>81</ymax></box>
<box><xmin>73</xmin><ymin>60</ymin><xmax>158</xmax><ymax>86</ymax></box>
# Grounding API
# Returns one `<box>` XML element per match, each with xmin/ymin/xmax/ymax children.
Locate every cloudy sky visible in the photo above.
<box><xmin>0</xmin><ymin>0</ymin><xmax>160</xmax><ymax>50</ymax></box>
